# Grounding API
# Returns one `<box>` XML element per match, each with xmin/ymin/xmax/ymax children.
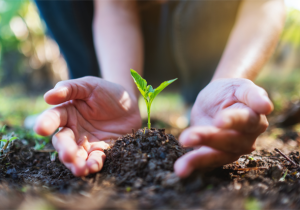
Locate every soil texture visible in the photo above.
<box><xmin>0</xmin><ymin>127</ymin><xmax>299</xmax><ymax>209</ymax></box>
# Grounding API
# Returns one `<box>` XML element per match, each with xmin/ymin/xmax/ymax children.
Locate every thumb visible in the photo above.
<box><xmin>234</xmin><ymin>79</ymin><xmax>273</xmax><ymax>115</ymax></box>
<box><xmin>44</xmin><ymin>76</ymin><xmax>97</xmax><ymax>105</ymax></box>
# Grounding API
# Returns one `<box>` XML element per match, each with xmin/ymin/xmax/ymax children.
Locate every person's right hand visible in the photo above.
<box><xmin>34</xmin><ymin>76</ymin><xmax>142</xmax><ymax>176</ymax></box>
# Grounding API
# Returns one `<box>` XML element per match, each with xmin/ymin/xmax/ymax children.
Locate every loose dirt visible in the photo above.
<box><xmin>0</xmin><ymin>127</ymin><xmax>300</xmax><ymax>209</ymax></box>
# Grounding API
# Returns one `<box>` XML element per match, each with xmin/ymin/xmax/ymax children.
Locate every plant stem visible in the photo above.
<box><xmin>145</xmin><ymin>99</ymin><xmax>151</xmax><ymax>129</ymax></box>
<box><xmin>147</xmin><ymin>105</ymin><xmax>151</xmax><ymax>129</ymax></box>
<box><xmin>0</xmin><ymin>140</ymin><xmax>9</xmax><ymax>154</ymax></box>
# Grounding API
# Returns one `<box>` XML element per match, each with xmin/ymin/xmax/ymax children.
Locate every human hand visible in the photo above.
<box><xmin>174</xmin><ymin>78</ymin><xmax>273</xmax><ymax>178</ymax></box>
<box><xmin>34</xmin><ymin>76</ymin><xmax>142</xmax><ymax>176</ymax></box>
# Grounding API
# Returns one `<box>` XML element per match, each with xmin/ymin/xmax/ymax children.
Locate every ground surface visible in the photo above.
<box><xmin>0</xmin><ymin>125</ymin><xmax>300</xmax><ymax>210</ymax></box>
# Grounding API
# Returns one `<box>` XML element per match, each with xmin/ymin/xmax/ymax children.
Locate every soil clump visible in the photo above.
<box><xmin>102</xmin><ymin>128</ymin><xmax>187</xmax><ymax>188</ymax></box>
<box><xmin>0</xmin><ymin>127</ymin><xmax>300</xmax><ymax>209</ymax></box>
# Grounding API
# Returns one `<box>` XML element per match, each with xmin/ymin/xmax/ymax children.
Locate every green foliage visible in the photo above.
<box><xmin>130</xmin><ymin>69</ymin><xmax>177</xmax><ymax>129</ymax></box>
<box><xmin>0</xmin><ymin>0</ymin><xmax>46</xmax><ymax>84</ymax></box>
<box><xmin>0</xmin><ymin>0</ymin><xmax>29</xmax><ymax>62</ymax></box>
<box><xmin>34</xmin><ymin>139</ymin><xmax>46</xmax><ymax>150</ymax></box>
<box><xmin>0</xmin><ymin>131</ymin><xmax>18</xmax><ymax>153</ymax></box>
<box><xmin>280</xmin><ymin>9</ymin><xmax>300</xmax><ymax>48</ymax></box>
<box><xmin>248</xmin><ymin>156</ymin><xmax>254</xmax><ymax>161</ymax></box>
<box><xmin>0</xmin><ymin>125</ymin><xmax>6</xmax><ymax>134</ymax></box>
<box><xmin>0</xmin><ymin>136</ymin><xmax>18</xmax><ymax>143</ymax></box>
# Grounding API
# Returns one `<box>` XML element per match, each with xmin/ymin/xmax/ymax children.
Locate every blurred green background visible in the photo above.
<box><xmin>0</xmin><ymin>0</ymin><xmax>300</xmax><ymax>128</ymax></box>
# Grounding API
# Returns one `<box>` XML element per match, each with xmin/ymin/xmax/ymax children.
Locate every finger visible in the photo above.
<box><xmin>214</xmin><ymin>107</ymin><xmax>268</xmax><ymax>133</ymax></box>
<box><xmin>44</xmin><ymin>76</ymin><xmax>97</xmax><ymax>105</ymax></box>
<box><xmin>65</xmin><ymin>157</ymin><xmax>89</xmax><ymax>177</ymax></box>
<box><xmin>179</xmin><ymin>126</ymin><xmax>256</xmax><ymax>154</ymax></box>
<box><xmin>235</xmin><ymin>80</ymin><xmax>273</xmax><ymax>115</ymax></box>
<box><xmin>34</xmin><ymin>106</ymin><xmax>68</xmax><ymax>136</ymax></box>
<box><xmin>87</xmin><ymin>150</ymin><xmax>106</xmax><ymax>174</ymax></box>
<box><xmin>52</xmin><ymin>127</ymin><xmax>78</xmax><ymax>163</ymax></box>
<box><xmin>85</xmin><ymin>142</ymin><xmax>109</xmax><ymax>174</ymax></box>
<box><xmin>174</xmin><ymin>146</ymin><xmax>240</xmax><ymax>178</ymax></box>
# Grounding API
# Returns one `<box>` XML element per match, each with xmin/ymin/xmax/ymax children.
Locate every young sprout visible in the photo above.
<box><xmin>279</xmin><ymin>169</ymin><xmax>289</xmax><ymax>182</ymax></box>
<box><xmin>50</xmin><ymin>151</ymin><xmax>58</xmax><ymax>162</ymax></box>
<box><xmin>34</xmin><ymin>140</ymin><xmax>46</xmax><ymax>150</ymax></box>
<box><xmin>248</xmin><ymin>156</ymin><xmax>254</xmax><ymax>161</ymax></box>
<box><xmin>130</xmin><ymin>69</ymin><xmax>177</xmax><ymax>129</ymax></box>
<box><xmin>0</xmin><ymin>136</ymin><xmax>18</xmax><ymax>153</ymax></box>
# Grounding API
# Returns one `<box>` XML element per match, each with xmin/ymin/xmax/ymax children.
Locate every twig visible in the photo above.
<box><xmin>0</xmin><ymin>140</ymin><xmax>10</xmax><ymax>154</ymax></box>
<box><xmin>274</xmin><ymin>148</ymin><xmax>299</xmax><ymax>167</ymax></box>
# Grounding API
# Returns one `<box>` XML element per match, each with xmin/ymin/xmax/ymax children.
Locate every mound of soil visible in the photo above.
<box><xmin>102</xmin><ymin>128</ymin><xmax>187</xmax><ymax>188</ymax></box>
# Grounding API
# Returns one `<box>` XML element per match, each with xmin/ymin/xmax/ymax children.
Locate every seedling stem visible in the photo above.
<box><xmin>130</xmin><ymin>69</ymin><xmax>177</xmax><ymax>129</ymax></box>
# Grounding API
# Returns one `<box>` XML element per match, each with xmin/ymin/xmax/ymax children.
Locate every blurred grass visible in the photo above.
<box><xmin>0</xmin><ymin>87</ymin><xmax>50</xmax><ymax>126</ymax></box>
<box><xmin>256</xmin><ymin>68</ymin><xmax>300</xmax><ymax>114</ymax></box>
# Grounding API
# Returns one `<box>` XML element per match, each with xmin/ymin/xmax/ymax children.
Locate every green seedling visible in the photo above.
<box><xmin>0</xmin><ymin>137</ymin><xmax>18</xmax><ymax>144</ymax></box>
<box><xmin>279</xmin><ymin>169</ymin><xmax>289</xmax><ymax>182</ymax></box>
<box><xmin>248</xmin><ymin>156</ymin><xmax>254</xmax><ymax>161</ymax></box>
<box><xmin>34</xmin><ymin>140</ymin><xmax>46</xmax><ymax>150</ymax></box>
<box><xmin>0</xmin><ymin>136</ymin><xmax>18</xmax><ymax>153</ymax></box>
<box><xmin>130</xmin><ymin>69</ymin><xmax>177</xmax><ymax>129</ymax></box>
<box><xmin>50</xmin><ymin>151</ymin><xmax>58</xmax><ymax>162</ymax></box>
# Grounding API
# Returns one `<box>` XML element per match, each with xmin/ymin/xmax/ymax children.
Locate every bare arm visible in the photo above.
<box><xmin>212</xmin><ymin>0</ymin><xmax>285</xmax><ymax>81</ymax></box>
<box><xmin>175</xmin><ymin>0</ymin><xmax>284</xmax><ymax>178</ymax></box>
<box><xmin>93</xmin><ymin>0</ymin><xmax>143</xmax><ymax>98</ymax></box>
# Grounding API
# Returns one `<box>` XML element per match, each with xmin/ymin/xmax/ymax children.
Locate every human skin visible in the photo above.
<box><xmin>174</xmin><ymin>0</ymin><xmax>285</xmax><ymax>178</ymax></box>
<box><xmin>34</xmin><ymin>0</ymin><xmax>285</xmax><ymax>176</ymax></box>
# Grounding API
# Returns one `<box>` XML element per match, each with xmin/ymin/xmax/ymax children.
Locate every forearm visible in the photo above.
<box><xmin>93</xmin><ymin>0</ymin><xmax>143</xmax><ymax>98</ymax></box>
<box><xmin>212</xmin><ymin>0</ymin><xmax>285</xmax><ymax>81</ymax></box>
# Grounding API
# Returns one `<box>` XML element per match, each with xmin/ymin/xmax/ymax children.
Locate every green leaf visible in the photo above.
<box><xmin>34</xmin><ymin>140</ymin><xmax>46</xmax><ymax>150</ymax></box>
<box><xmin>146</xmin><ymin>85</ymin><xmax>154</xmax><ymax>94</ymax></box>
<box><xmin>145</xmin><ymin>85</ymin><xmax>154</xmax><ymax>99</ymax></box>
<box><xmin>130</xmin><ymin>69</ymin><xmax>147</xmax><ymax>98</ymax></box>
<box><xmin>129</xmin><ymin>69</ymin><xmax>177</xmax><ymax>129</ymax></box>
<box><xmin>0</xmin><ymin>139</ymin><xmax>7</xmax><ymax>143</ymax></box>
<box><xmin>9</xmin><ymin>137</ymin><xmax>18</xmax><ymax>142</ymax></box>
<box><xmin>150</xmin><ymin>78</ymin><xmax>177</xmax><ymax>103</ymax></box>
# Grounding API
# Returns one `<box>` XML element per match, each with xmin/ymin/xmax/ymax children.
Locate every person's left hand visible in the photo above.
<box><xmin>174</xmin><ymin>78</ymin><xmax>273</xmax><ymax>178</ymax></box>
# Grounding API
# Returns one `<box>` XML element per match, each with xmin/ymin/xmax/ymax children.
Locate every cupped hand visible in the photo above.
<box><xmin>174</xmin><ymin>78</ymin><xmax>273</xmax><ymax>178</ymax></box>
<box><xmin>34</xmin><ymin>76</ymin><xmax>142</xmax><ymax>176</ymax></box>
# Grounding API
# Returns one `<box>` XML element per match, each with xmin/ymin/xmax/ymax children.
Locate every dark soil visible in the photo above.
<box><xmin>102</xmin><ymin>128</ymin><xmax>187</xmax><ymax>188</ymax></box>
<box><xmin>0</xmin><ymin>127</ymin><xmax>300</xmax><ymax>209</ymax></box>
